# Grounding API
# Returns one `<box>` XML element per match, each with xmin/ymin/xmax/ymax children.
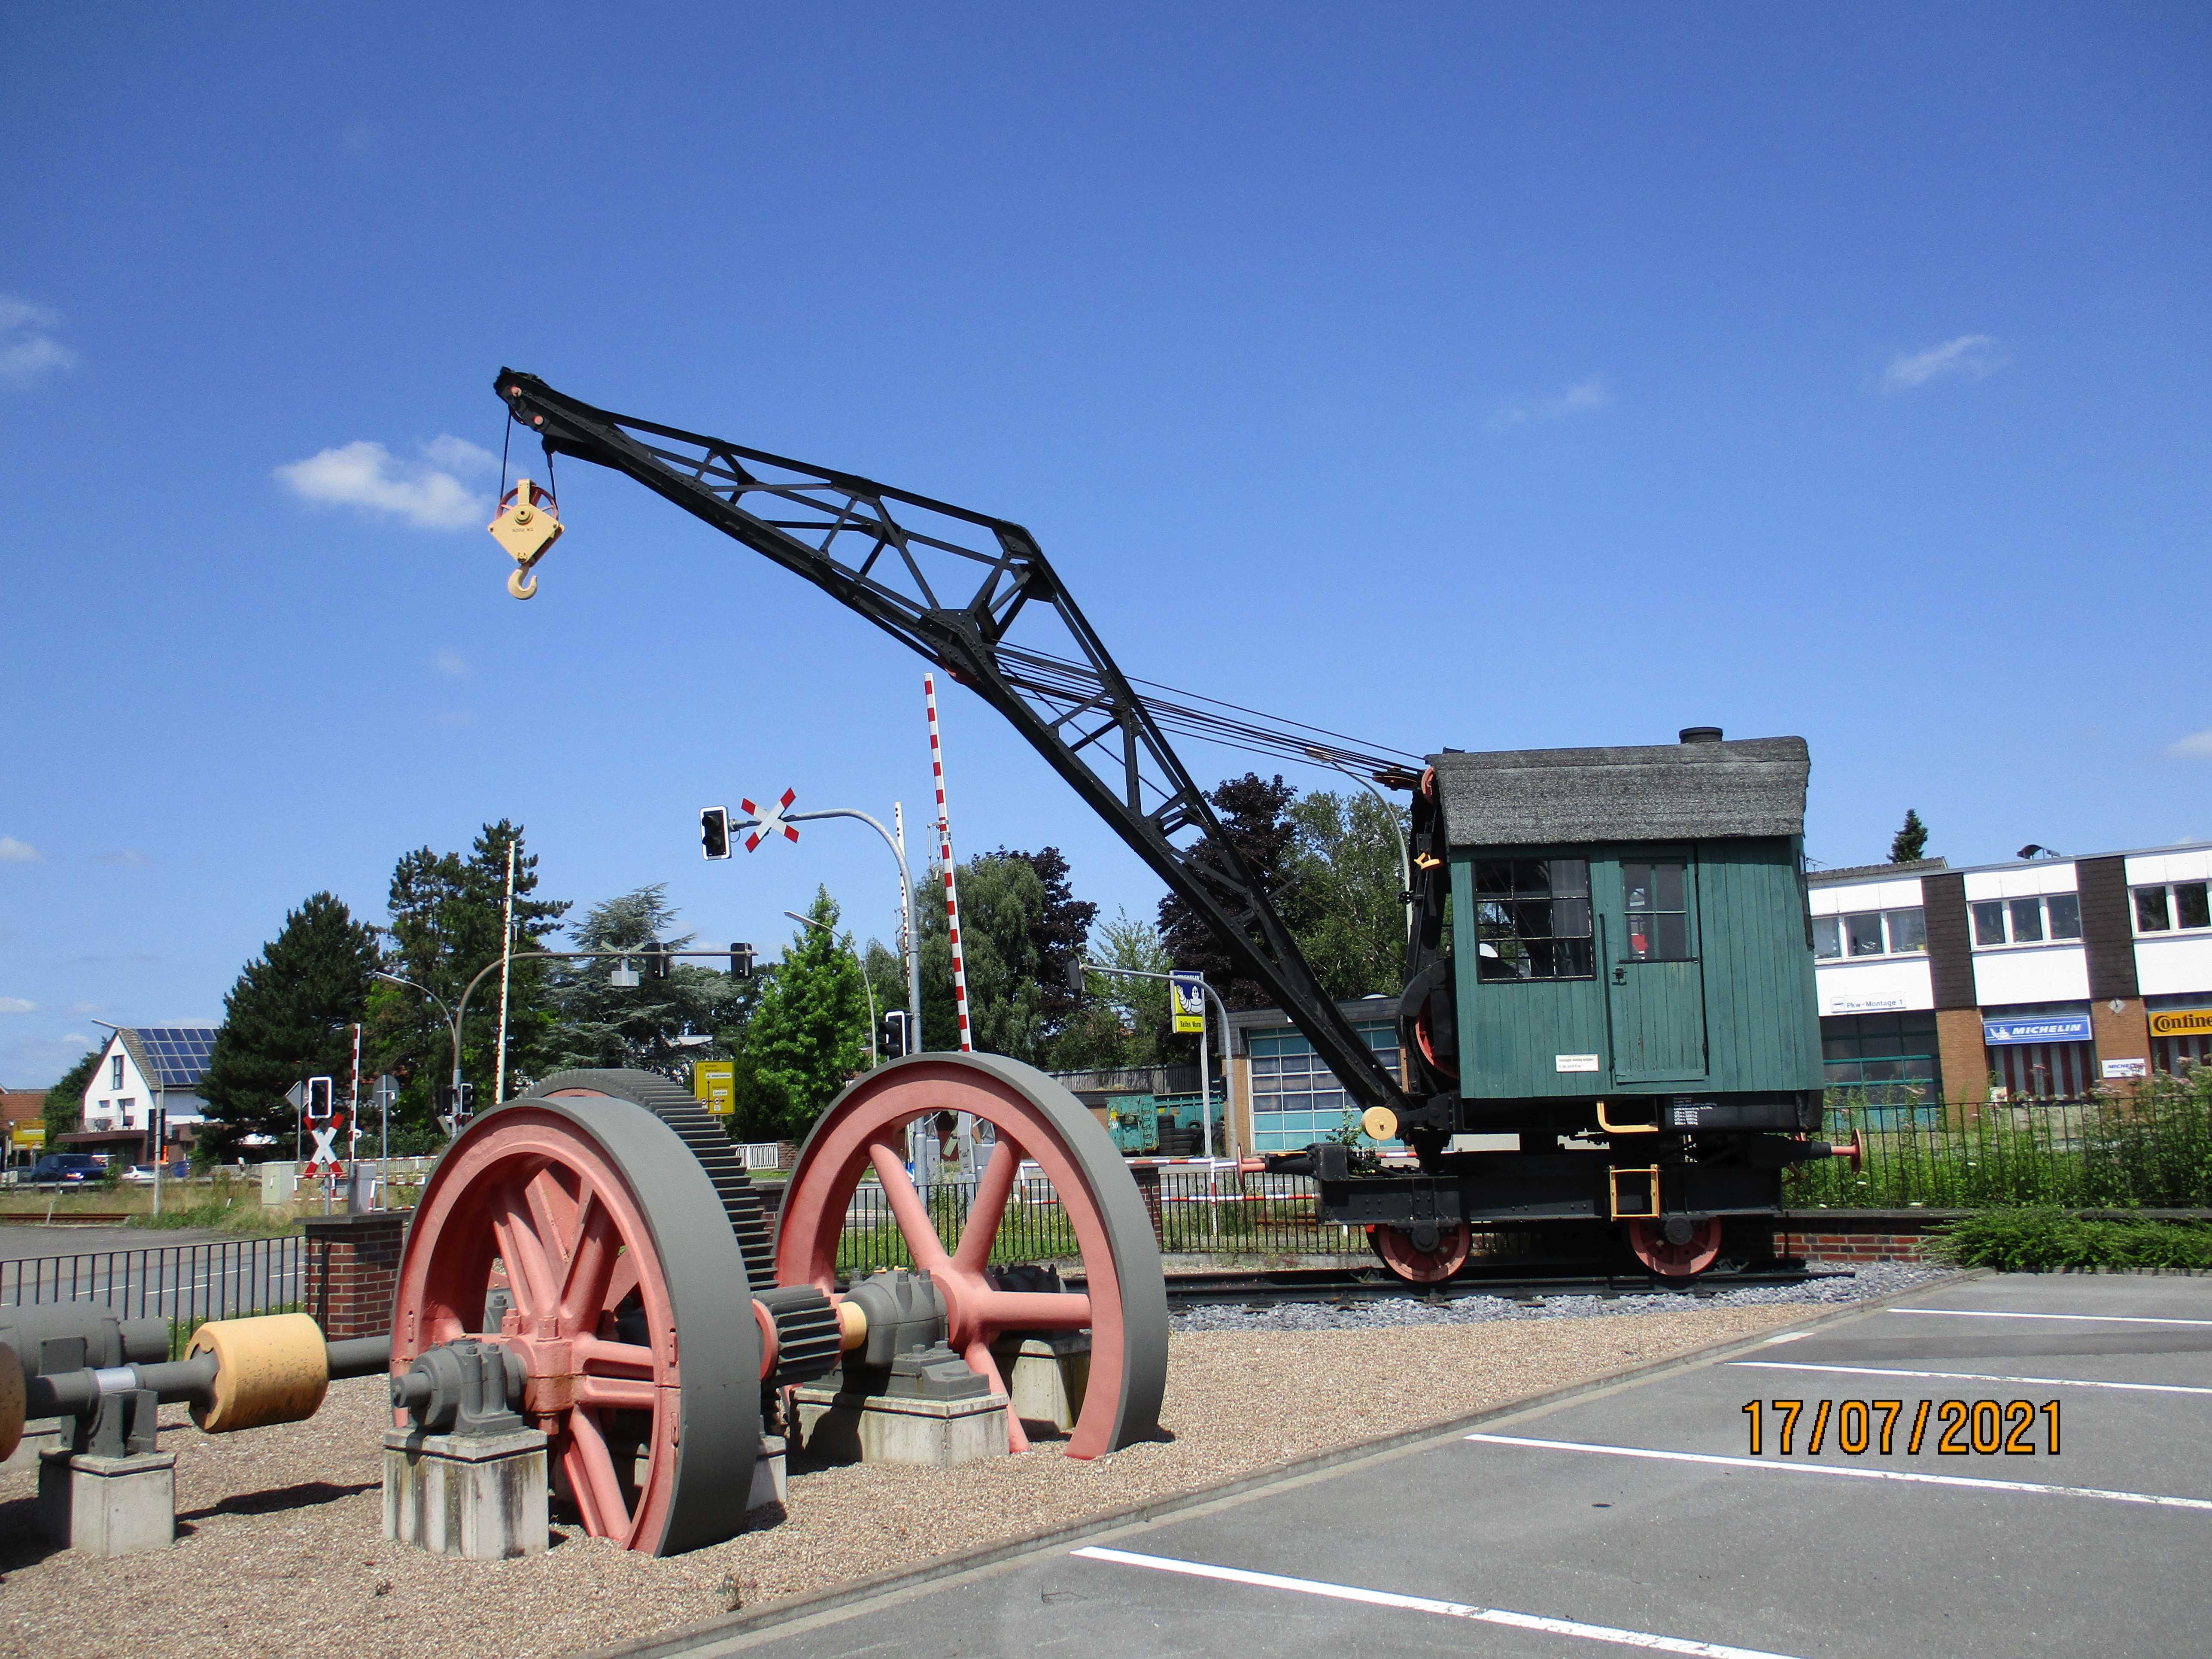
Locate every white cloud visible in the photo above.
<box><xmin>274</xmin><ymin>437</ymin><xmax>495</xmax><ymax>530</ymax></box>
<box><xmin>1883</xmin><ymin>334</ymin><xmax>2007</xmax><ymax>392</ymax></box>
<box><xmin>0</xmin><ymin>294</ymin><xmax>77</xmax><ymax>388</ymax></box>
<box><xmin>432</xmin><ymin>650</ymin><xmax>470</xmax><ymax>678</ymax></box>
<box><xmin>0</xmin><ymin>998</ymin><xmax>34</xmax><ymax>1014</ymax></box>
<box><xmin>1490</xmin><ymin>374</ymin><xmax>1613</xmax><ymax>429</ymax></box>
<box><xmin>422</xmin><ymin>434</ymin><xmax>498</xmax><ymax>475</ymax></box>
<box><xmin>2169</xmin><ymin>729</ymin><xmax>2212</xmax><ymax>760</ymax></box>
<box><xmin>0</xmin><ymin>837</ymin><xmax>38</xmax><ymax>862</ymax></box>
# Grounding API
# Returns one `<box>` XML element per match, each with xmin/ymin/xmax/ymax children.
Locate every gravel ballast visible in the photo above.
<box><xmin>1</xmin><ymin>1298</ymin><xmax>1844</xmax><ymax>1658</ymax></box>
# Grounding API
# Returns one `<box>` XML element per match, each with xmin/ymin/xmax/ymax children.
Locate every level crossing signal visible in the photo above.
<box><xmin>304</xmin><ymin>1077</ymin><xmax>334</xmax><ymax>1121</ymax></box>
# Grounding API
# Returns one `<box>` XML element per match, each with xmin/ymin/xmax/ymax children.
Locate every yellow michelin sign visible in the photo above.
<box><xmin>691</xmin><ymin>1060</ymin><xmax>736</xmax><ymax>1115</ymax></box>
<box><xmin>2149</xmin><ymin>1008</ymin><xmax>2212</xmax><ymax>1039</ymax></box>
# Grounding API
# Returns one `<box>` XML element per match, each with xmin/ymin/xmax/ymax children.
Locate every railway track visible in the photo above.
<box><xmin>1147</xmin><ymin>1261</ymin><xmax>1838</xmax><ymax>1310</ymax></box>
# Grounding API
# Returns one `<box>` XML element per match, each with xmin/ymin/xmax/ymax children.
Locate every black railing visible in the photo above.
<box><xmin>1787</xmin><ymin>1084</ymin><xmax>2212</xmax><ymax>1211</ymax></box>
<box><xmin>0</xmin><ymin>1235</ymin><xmax>304</xmax><ymax>1331</ymax></box>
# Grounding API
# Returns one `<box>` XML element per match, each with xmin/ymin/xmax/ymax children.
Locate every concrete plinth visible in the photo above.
<box><xmin>749</xmin><ymin>1434</ymin><xmax>787</xmax><ymax>1511</ymax></box>
<box><xmin>39</xmin><ymin>1447</ymin><xmax>176</xmax><ymax>1556</ymax></box>
<box><xmin>2</xmin><ymin>1423</ymin><xmax>63</xmax><ymax>1477</ymax></box>
<box><xmin>991</xmin><ymin>1334</ymin><xmax>1090</xmax><ymax>1434</ymax></box>
<box><xmin>792</xmin><ymin>1386</ymin><xmax>1010</xmax><ymax>1466</ymax></box>
<box><xmin>383</xmin><ymin>1428</ymin><xmax>548</xmax><ymax>1559</ymax></box>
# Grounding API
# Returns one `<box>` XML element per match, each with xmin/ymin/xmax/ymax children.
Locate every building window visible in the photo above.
<box><xmin>1248</xmin><ymin>1021</ymin><xmax>1402</xmax><ymax>1152</ymax></box>
<box><xmin>1814</xmin><ymin>907</ymin><xmax>1926</xmax><ymax>960</ymax></box>
<box><xmin>1474</xmin><ymin>859</ymin><xmax>1594</xmax><ymax>981</ymax></box>
<box><xmin>2135</xmin><ymin>881</ymin><xmax>2212</xmax><ymax>934</ymax></box>
<box><xmin>110</xmin><ymin>1055</ymin><xmax>125</xmax><ymax>1090</ymax></box>
<box><xmin>1970</xmin><ymin>894</ymin><xmax>2083</xmax><ymax>948</ymax></box>
<box><xmin>1621</xmin><ymin>861</ymin><xmax>1690</xmax><ymax>961</ymax></box>
<box><xmin>1820</xmin><ymin>1012</ymin><xmax>1942</xmax><ymax>1117</ymax></box>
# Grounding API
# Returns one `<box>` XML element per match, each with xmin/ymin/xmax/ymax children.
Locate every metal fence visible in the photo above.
<box><xmin>0</xmin><ymin>1235</ymin><xmax>304</xmax><ymax>1328</ymax></box>
<box><xmin>835</xmin><ymin>1166</ymin><xmax>1364</xmax><ymax>1273</ymax></box>
<box><xmin>1787</xmin><ymin>1089</ymin><xmax>2212</xmax><ymax>1211</ymax></box>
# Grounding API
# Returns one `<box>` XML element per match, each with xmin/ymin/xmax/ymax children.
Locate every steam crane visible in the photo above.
<box><xmin>486</xmin><ymin>369</ymin><xmax>1856</xmax><ymax>1287</ymax></box>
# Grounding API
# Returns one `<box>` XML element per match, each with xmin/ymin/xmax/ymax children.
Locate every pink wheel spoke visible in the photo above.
<box><xmin>567</xmin><ymin>1407</ymin><xmax>633</xmax><ymax>1538</ymax></box>
<box><xmin>975</xmin><ymin>1289</ymin><xmax>1092</xmax><ymax>1333</ymax></box>
<box><xmin>558</xmin><ymin>1194</ymin><xmax>619</xmax><ymax>1331</ymax></box>
<box><xmin>965</xmin><ymin>1338</ymin><xmax>1028</xmax><ymax>1454</ymax></box>
<box><xmin>952</xmin><ymin>1132</ymin><xmax>1025</xmax><ymax>1273</ymax></box>
<box><xmin>576</xmin><ymin>1374</ymin><xmax>657</xmax><ymax>1411</ymax></box>
<box><xmin>524</xmin><ymin>1164</ymin><xmax>579</xmax><ymax>1269</ymax></box>
<box><xmin>560</xmin><ymin>1436</ymin><xmax>608</xmax><ymax>1537</ymax></box>
<box><xmin>489</xmin><ymin>1191</ymin><xmax>553</xmax><ymax>1323</ymax></box>
<box><xmin>575</xmin><ymin>1335</ymin><xmax>655</xmax><ymax>1376</ymax></box>
<box><xmin>869</xmin><ymin>1138</ymin><xmax>953</xmax><ymax>1273</ymax></box>
<box><xmin>605</xmin><ymin>1252</ymin><xmax>639</xmax><ymax>1312</ymax></box>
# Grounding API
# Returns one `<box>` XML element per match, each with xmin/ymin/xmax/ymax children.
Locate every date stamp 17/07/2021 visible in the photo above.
<box><xmin>1743</xmin><ymin>1398</ymin><xmax>2061</xmax><ymax>1458</ymax></box>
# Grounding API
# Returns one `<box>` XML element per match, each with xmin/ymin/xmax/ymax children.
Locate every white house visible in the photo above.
<box><xmin>70</xmin><ymin>1026</ymin><xmax>216</xmax><ymax>1161</ymax></box>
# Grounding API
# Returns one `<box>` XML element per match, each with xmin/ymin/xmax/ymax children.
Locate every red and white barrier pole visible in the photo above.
<box><xmin>924</xmin><ymin>674</ymin><xmax>974</xmax><ymax>1052</ymax></box>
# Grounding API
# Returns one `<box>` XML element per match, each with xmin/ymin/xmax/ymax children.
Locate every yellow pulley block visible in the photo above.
<box><xmin>489</xmin><ymin>477</ymin><xmax>563</xmax><ymax>599</ymax></box>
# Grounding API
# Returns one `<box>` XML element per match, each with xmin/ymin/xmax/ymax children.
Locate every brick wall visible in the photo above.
<box><xmin>1764</xmin><ymin>1210</ymin><xmax>1953</xmax><ymax>1264</ymax></box>
<box><xmin>303</xmin><ymin>1212</ymin><xmax>409</xmax><ymax>1339</ymax></box>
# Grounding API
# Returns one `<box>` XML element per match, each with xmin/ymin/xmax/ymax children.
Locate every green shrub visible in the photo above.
<box><xmin>1931</xmin><ymin>1207</ymin><xmax>2212</xmax><ymax>1271</ymax></box>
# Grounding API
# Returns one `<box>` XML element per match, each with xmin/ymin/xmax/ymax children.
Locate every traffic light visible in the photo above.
<box><xmin>881</xmin><ymin>1012</ymin><xmax>906</xmax><ymax>1057</ymax></box>
<box><xmin>644</xmin><ymin>941</ymin><xmax>669</xmax><ymax>981</ymax></box>
<box><xmin>1064</xmin><ymin>957</ymin><xmax>1087</xmax><ymax>997</ymax></box>
<box><xmin>442</xmin><ymin>1082</ymin><xmax>475</xmax><ymax>1116</ymax></box>
<box><xmin>700</xmin><ymin>806</ymin><xmax>732</xmax><ymax>860</ymax></box>
<box><xmin>305</xmin><ymin>1077</ymin><xmax>334</xmax><ymax>1121</ymax></box>
<box><xmin>729</xmin><ymin>942</ymin><xmax>754</xmax><ymax>980</ymax></box>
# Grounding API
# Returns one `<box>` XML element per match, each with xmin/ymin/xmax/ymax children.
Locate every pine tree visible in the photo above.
<box><xmin>1890</xmin><ymin>809</ymin><xmax>1930</xmax><ymax>863</ymax></box>
<box><xmin>200</xmin><ymin>893</ymin><xmax>383</xmax><ymax>1158</ymax></box>
<box><xmin>542</xmin><ymin>884</ymin><xmax>749</xmax><ymax>1077</ymax></box>
<box><xmin>366</xmin><ymin>820</ymin><xmax>567</xmax><ymax>1136</ymax></box>
<box><xmin>743</xmin><ymin>888</ymin><xmax>869</xmax><ymax>1139</ymax></box>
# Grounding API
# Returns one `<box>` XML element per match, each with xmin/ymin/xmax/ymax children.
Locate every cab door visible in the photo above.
<box><xmin>1602</xmin><ymin>853</ymin><xmax>1709</xmax><ymax>1082</ymax></box>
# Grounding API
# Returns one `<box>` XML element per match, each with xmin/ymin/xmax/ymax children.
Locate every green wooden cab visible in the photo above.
<box><xmin>1433</xmin><ymin>732</ymin><xmax>1822</xmax><ymax>1124</ymax></box>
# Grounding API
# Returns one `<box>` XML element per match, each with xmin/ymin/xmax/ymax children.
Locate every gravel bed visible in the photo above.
<box><xmin>0</xmin><ymin>1303</ymin><xmax>1811</xmax><ymax>1658</ymax></box>
<box><xmin>1171</xmin><ymin>1261</ymin><xmax>1954</xmax><ymax>1332</ymax></box>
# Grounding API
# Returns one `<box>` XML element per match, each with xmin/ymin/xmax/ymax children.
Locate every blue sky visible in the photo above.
<box><xmin>3</xmin><ymin>4</ymin><xmax>2206</xmax><ymax>1086</ymax></box>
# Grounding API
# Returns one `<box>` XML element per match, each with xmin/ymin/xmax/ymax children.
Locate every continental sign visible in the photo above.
<box><xmin>2149</xmin><ymin>1008</ymin><xmax>2212</xmax><ymax>1039</ymax></box>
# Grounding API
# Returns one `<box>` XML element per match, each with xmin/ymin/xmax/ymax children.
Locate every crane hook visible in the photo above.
<box><xmin>488</xmin><ymin>477</ymin><xmax>563</xmax><ymax>600</ymax></box>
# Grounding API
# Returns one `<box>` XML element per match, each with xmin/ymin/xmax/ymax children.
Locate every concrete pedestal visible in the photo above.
<box><xmin>2</xmin><ymin>1424</ymin><xmax>63</xmax><ymax>1477</ymax></box>
<box><xmin>39</xmin><ymin>1447</ymin><xmax>176</xmax><ymax>1556</ymax></box>
<box><xmin>991</xmin><ymin>1334</ymin><xmax>1090</xmax><ymax>1434</ymax></box>
<box><xmin>792</xmin><ymin>1386</ymin><xmax>1010</xmax><ymax>1466</ymax></box>
<box><xmin>383</xmin><ymin>1428</ymin><xmax>548</xmax><ymax>1559</ymax></box>
<box><xmin>748</xmin><ymin>1434</ymin><xmax>787</xmax><ymax>1511</ymax></box>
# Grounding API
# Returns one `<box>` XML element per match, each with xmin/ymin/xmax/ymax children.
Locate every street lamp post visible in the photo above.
<box><xmin>785</xmin><ymin>910</ymin><xmax>878</xmax><ymax>1066</ymax></box>
<box><xmin>1306</xmin><ymin>747</ymin><xmax>1413</xmax><ymax>942</ymax></box>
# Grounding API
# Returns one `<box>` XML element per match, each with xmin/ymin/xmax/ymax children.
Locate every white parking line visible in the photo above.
<box><xmin>1731</xmin><ymin>1361</ymin><xmax>2212</xmax><ymax>1397</ymax></box>
<box><xmin>1465</xmin><ymin>1434</ymin><xmax>2212</xmax><ymax>1511</ymax></box>
<box><xmin>1890</xmin><ymin>1308</ymin><xmax>2212</xmax><ymax>1328</ymax></box>
<box><xmin>1071</xmin><ymin>1545</ymin><xmax>1804</xmax><ymax>1658</ymax></box>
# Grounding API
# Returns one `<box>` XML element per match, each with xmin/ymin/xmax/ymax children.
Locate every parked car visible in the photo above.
<box><xmin>29</xmin><ymin>1152</ymin><xmax>105</xmax><ymax>1186</ymax></box>
<box><xmin>122</xmin><ymin>1160</ymin><xmax>191</xmax><ymax>1184</ymax></box>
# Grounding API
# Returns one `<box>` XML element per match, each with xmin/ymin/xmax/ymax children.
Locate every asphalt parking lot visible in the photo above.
<box><xmin>642</xmin><ymin>1272</ymin><xmax>2211</xmax><ymax>1659</ymax></box>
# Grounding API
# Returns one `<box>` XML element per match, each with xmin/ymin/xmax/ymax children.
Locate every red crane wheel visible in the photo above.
<box><xmin>775</xmin><ymin>1053</ymin><xmax>1169</xmax><ymax>1459</ymax></box>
